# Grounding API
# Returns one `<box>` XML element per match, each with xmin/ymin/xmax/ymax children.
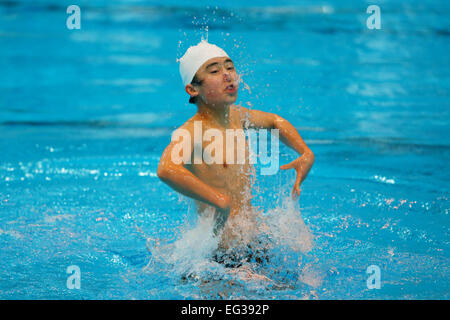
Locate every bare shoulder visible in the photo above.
<box><xmin>231</xmin><ymin>104</ymin><xmax>277</xmax><ymax>129</ymax></box>
<box><xmin>231</xmin><ymin>104</ymin><xmax>250</xmax><ymax>126</ymax></box>
<box><xmin>160</xmin><ymin>115</ymin><xmax>196</xmax><ymax>162</ymax></box>
<box><xmin>164</xmin><ymin>115</ymin><xmax>199</xmax><ymax>151</ymax></box>
<box><xmin>174</xmin><ymin>114</ymin><xmax>199</xmax><ymax>134</ymax></box>
<box><xmin>232</xmin><ymin>104</ymin><xmax>250</xmax><ymax>114</ymax></box>
<box><xmin>231</xmin><ymin>104</ymin><xmax>263</xmax><ymax>128</ymax></box>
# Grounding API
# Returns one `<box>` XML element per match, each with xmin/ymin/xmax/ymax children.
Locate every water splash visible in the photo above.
<box><xmin>143</xmin><ymin>193</ymin><xmax>322</xmax><ymax>298</ymax></box>
<box><xmin>262</xmin><ymin>196</ymin><xmax>314</xmax><ymax>253</ymax></box>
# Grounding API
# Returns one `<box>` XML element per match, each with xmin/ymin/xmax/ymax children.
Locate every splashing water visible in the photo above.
<box><xmin>262</xmin><ymin>196</ymin><xmax>315</xmax><ymax>254</ymax></box>
<box><xmin>143</xmin><ymin>192</ymin><xmax>323</xmax><ymax>298</ymax></box>
<box><xmin>237</xmin><ymin>74</ymin><xmax>252</xmax><ymax>95</ymax></box>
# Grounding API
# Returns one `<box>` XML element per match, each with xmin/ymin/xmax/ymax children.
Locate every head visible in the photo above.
<box><xmin>178</xmin><ymin>40</ymin><xmax>239</xmax><ymax>108</ymax></box>
<box><xmin>186</xmin><ymin>56</ymin><xmax>239</xmax><ymax>107</ymax></box>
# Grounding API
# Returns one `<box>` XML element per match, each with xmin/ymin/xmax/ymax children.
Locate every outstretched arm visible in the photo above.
<box><xmin>239</xmin><ymin>106</ymin><xmax>315</xmax><ymax>197</ymax></box>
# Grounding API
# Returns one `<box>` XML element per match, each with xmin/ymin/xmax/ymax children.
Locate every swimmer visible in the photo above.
<box><xmin>157</xmin><ymin>40</ymin><xmax>315</xmax><ymax>250</ymax></box>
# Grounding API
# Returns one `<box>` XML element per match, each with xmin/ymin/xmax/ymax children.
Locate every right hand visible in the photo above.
<box><xmin>216</xmin><ymin>193</ymin><xmax>231</xmax><ymax>210</ymax></box>
<box><xmin>222</xmin><ymin>204</ymin><xmax>242</xmax><ymax>219</ymax></box>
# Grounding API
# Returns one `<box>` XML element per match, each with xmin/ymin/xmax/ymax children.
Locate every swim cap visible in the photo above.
<box><xmin>178</xmin><ymin>40</ymin><xmax>229</xmax><ymax>86</ymax></box>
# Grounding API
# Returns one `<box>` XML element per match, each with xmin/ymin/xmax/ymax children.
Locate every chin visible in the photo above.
<box><xmin>210</xmin><ymin>97</ymin><xmax>237</xmax><ymax>108</ymax></box>
<box><xmin>227</xmin><ymin>94</ymin><xmax>238</xmax><ymax>104</ymax></box>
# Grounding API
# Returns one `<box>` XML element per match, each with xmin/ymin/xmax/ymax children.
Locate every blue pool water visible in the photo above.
<box><xmin>1</xmin><ymin>0</ymin><xmax>449</xmax><ymax>299</ymax></box>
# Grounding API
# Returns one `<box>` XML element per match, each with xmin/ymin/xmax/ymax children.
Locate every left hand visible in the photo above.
<box><xmin>280</xmin><ymin>155</ymin><xmax>311</xmax><ymax>199</ymax></box>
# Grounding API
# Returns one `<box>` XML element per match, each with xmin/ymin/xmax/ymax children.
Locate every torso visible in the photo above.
<box><xmin>186</xmin><ymin>105</ymin><xmax>255</xmax><ymax>217</ymax></box>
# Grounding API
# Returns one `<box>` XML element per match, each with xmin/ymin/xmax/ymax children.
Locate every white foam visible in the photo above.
<box><xmin>262</xmin><ymin>196</ymin><xmax>314</xmax><ymax>253</ymax></box>
<box><xmin>145</xmin><ymin>194</ymin><xmax>315</xmax><ymax>280</ymax></box>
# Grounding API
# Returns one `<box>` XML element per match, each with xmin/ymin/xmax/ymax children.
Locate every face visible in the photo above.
<box><xmin>186</xmin><ymin>56</ymin><xmax>239</xmax><ymax>107</ymax></box>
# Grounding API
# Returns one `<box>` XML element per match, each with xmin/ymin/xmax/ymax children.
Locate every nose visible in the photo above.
<box><xmin>223</xmin><ymin>69</ymin><xmax>232</xmax><ymax>82</ymax></box>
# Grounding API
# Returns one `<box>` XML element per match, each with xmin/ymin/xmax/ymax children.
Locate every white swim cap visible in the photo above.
<box><xmin>178</xmin><ymin>40</ymin><xmax>229</xmax><ymax>86</ymax></box>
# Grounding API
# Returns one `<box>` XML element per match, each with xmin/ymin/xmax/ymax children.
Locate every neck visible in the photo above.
<box><xmin>196</xmin><ymin>101</ymin><xmax>232</xmax><ymax>127</ymax></box>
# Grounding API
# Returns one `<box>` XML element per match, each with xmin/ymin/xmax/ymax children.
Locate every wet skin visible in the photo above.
<box><xmin>157</xmin><ymin>56</ymin><xmax>315</xmax><ymax>249</ymax></box>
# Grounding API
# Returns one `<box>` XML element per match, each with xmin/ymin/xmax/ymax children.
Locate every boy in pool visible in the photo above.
<box><xmin>157</xmin><ymin>40</ymin><xmax>315</xmax><ymax>251</ymax></box>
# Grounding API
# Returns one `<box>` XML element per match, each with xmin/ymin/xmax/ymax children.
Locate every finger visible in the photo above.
<box><xmin>291</xmin><ymin>183</ymin><xmax>299</xmax><ymax>198</ymax></box>
<box><xmin>280</xmin><ymin>161</ymin><xmax>295</xmax><ymax>170</ymax></box>
<box><xmin>292</xmin><ymin>186</ymin><xmax>299</xmax><ymax>199</ymax></box>
<box><xmin>292</xmin><ymin>189</ymin><xmax>299</xmax><ymax>200</ymax></box>
<box><xmin>295</xmin><ymin>172</ymin><xmax>302</xmax><ymax>186</ymax></box>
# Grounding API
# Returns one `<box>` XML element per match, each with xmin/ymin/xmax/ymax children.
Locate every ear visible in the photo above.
<box><xmin>185</xmin><ymin>84</ymin><xmax>199</xmax><ymax>100</ymax></box>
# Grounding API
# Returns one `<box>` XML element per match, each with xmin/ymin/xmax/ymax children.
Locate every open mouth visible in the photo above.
<box><xmin>225</xmin><ymin>84</ymin><xmax>237</xmax><ymax>93</ymax></box>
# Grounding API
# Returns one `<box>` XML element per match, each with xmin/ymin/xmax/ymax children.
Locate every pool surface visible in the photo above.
<box><xmin>0</xmin><ymin>0</ymin><xmax>449</xmax><ymax>299</ymax></box>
